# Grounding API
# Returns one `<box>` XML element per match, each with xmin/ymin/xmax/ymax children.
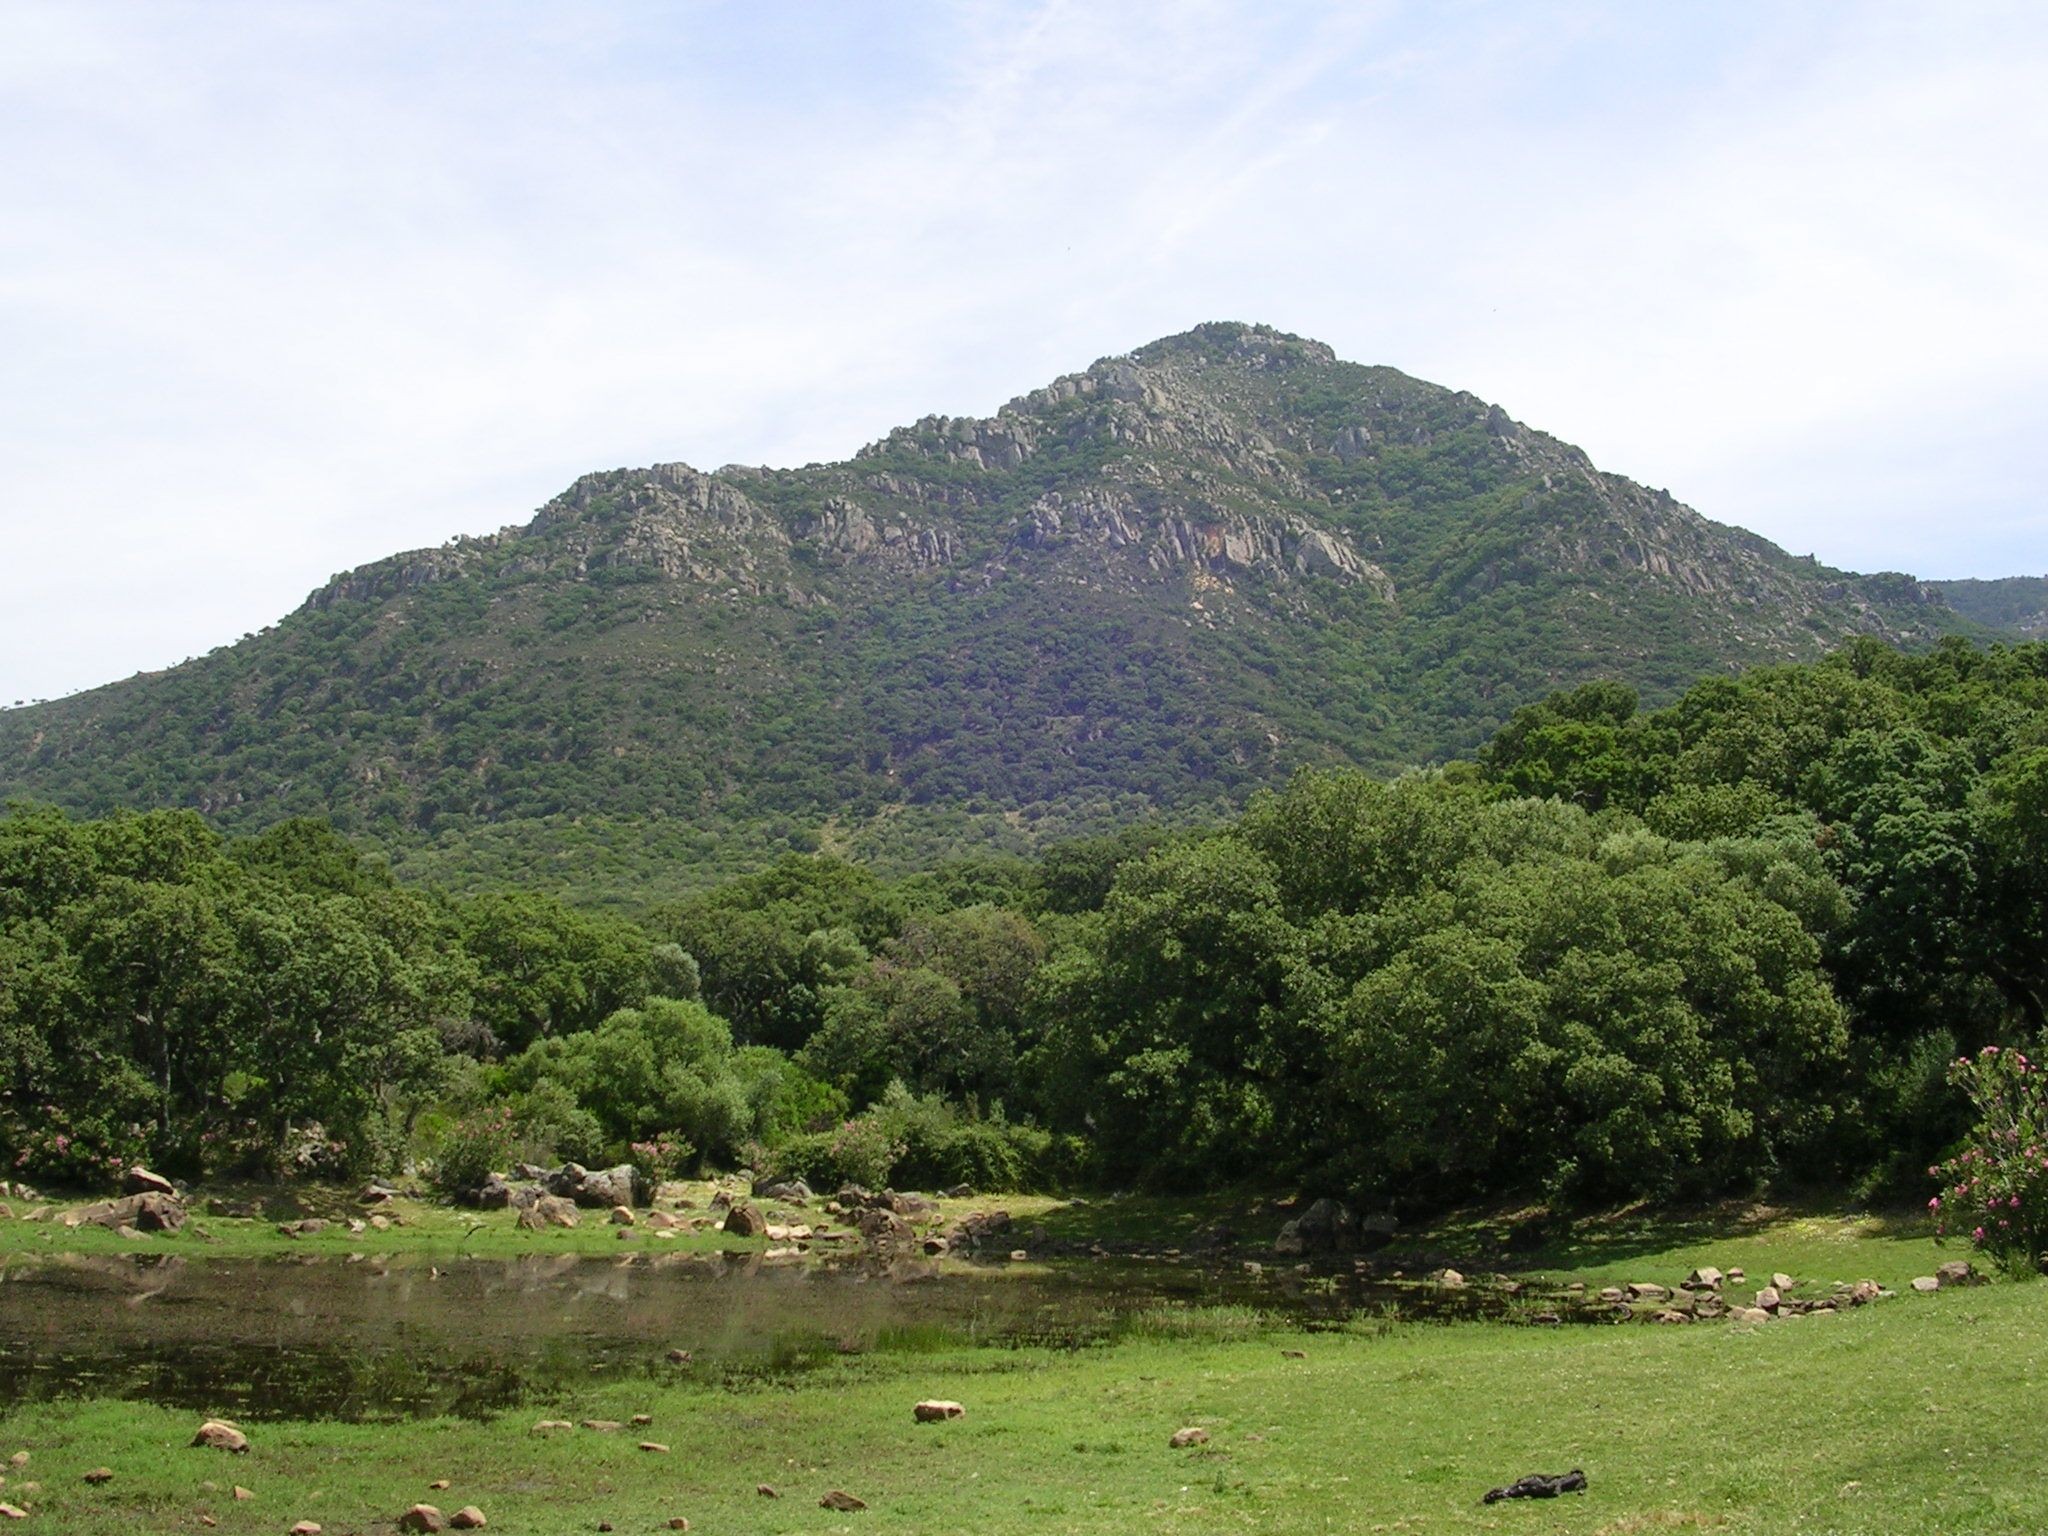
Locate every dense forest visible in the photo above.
<box><xmin>5</xmin><ymin>635</ymin><xmax>2044</xmax><ymax>1211</ymax></box>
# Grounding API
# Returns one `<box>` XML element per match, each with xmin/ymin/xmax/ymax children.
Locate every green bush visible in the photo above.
<box><xmin>429</xmin><ymin>1104</ymin><xmax>518</xmax><ymax>1197</ymax></box>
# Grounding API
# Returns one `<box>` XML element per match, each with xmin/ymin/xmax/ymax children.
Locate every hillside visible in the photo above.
<box><xmin>1934</xmin><ymin>576</ymin><xmax>2048</xmax><ymax>638</ymax></box>
<box><xmin>0</xmin><ymin>322</ymin><xmax>1979</xmax><ymax>901</ymax></box>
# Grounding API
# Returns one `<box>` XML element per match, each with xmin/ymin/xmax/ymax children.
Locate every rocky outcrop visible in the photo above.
<box><xmin>66</xmin><ymin>1191</ymin><xmax>186</xmax><ymax>1234</ymax></box>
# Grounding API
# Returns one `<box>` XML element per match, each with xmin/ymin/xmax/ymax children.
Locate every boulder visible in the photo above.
<box><xmin>1273</xmin><ymin>1220</ymin><xmax>1306</xmax><ymax>1256</ymax></box>
<box><xmin>1435</xmin><ymin>1268</ymin><xmax>1466</xmax><ymax>1289</ymax></box>
<box><xmin>1849</xmin><ymin>1279</ymin><xmax>1882</xmax><ymax>1306</ymax></box>
<box><xmin>752</xmin><ymin>1179</ymin><xmax>812</xmax><ymax>1202</ymax></box>
<box><xmin>946</xmin><ymin>1209</ymin><xmax>1013</xmax><ymax>1252</ymax></box>
<box><xmin>914</xmin><ymin>1400</ymin><xmax>965</xmax><ymax>1422</ymax></box>
<box><xmin>1771</xmin><ymin>1272</ymin><xmax>1795</xmax><ymax>1291</ymax></box>
<box><xmin>1754</xmin><ymin>1286</ymin><xmax>1782</xmax><ymax>1311</ymax></box>
<box><xmin>1728</xmin><ymin>1305</ymin><xmax>1771</xmax><ymax>1323</ymax></box>
<box><xmin>724</xmin><ymin>1203</ymin><xmax>767</xmax><ymax>1238</ymax></box>
<box><xmin>537</xmin><ymin>1196</ymin><xmax>578</xmax><ymax>1228</ymax></box>
<box><xmin>610</xmin><ymin>1205</ymin><xmax>636</xmax><ymax>1226</ymax></box>
<box><xmin>1936</xmin><ymin>1259</ymin><xmax>1980</xmax><ymax>1288</ymax></box>
<box><xmin>290</xmin><ymin>1524</ymin><xmax>321</xmax><ymax>1536</ymax></box>
<box><xmin>449</xmin><ymin>1510</ymin><xmax>487</xmax><ymax>1531</ymax></box>
<box><xmin>124</xmin><ymin>1166</ymin><xmax>176</xmax><ymax>1197</ymax></box>
<box><xmin>854</xmin><ymin>1208</ymin><xmax>912</xmax><ymax>1246</ymax></box>
<box><xmin>888</xmin><ymin>1191</ymin><xmax>939</xmax><ymax>1220</ymax></box>
<box><xmin>398</xmin><ymin>1506</ymin><xmax>446</xmax><ymax>1533</ymax></box>
<box><xmin>472</xmin><ymin>1173</ymin><xmax>512</xmax><ymax>1210</ymax></box>
<box><xmin>1651</xmin><ymin>1309</ymin><xmax>1692</xmax><ymax>1325</ymax></box>
<box><xmin>1625</xmin><ymin>1282</ymin><xmax>1670</xmax><ymax>1302</ymax></box>
<box><xmin>820</xmin><ymin>1490</ymin><xmax>867</xmax><ymax>1511</ymax></box>
<box><xmin>72</xmin><ymin>1191</ymin><xmax>186</xmax><ymax>1234</ymax></box>
<box><xmin>1911</xmin><ymin>1275</ymin><xmax>1941</xmax><ymax>1293</ymax></box>
<box><xmin>578</xmin><ymin>1165</ymin><xmax>641</xmax><ymax>1209</ymax></box>
<box><xmin>191</xmin><ymin>1419</ymin><xmax>250</xmax><ymax>1453</ymax></box>
<box><xmin>1684</xmin><ymin>1267</ymin><xmax>1724</xmax><ymax>1290</ymax></box>
<box><xmin>1169</xmin><ymin>1427</ymin><xmax>1211</xmax><ymax>1448</ymax></box>
<box><xmin>0</xmin><ymin>1506</ymin><xmax>23</xmax><ymax>1522</ymax></box>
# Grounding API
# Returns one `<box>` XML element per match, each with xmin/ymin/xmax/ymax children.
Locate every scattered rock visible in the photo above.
<box><xmin>610</xmin><ymin>1205</ymin><xmax>635</xmax><ymax>1226</ymax></box>
<box><xmin>914</xmin><ymin>1400</ymin><xmax>965</xmax><ymax>1422</ymax></box>
<box><xmin>1169</xmin><ymin>1427</ymin><xmax>1211</xmax><ymax>1448</ymax></box>
<box><xmin>888</xmin><ymin>1191</ymin><xmax>938</xmax><ymax>1220</ymax></box>
<box><xmin>531</xmin><ymin>1420</ymin><xmax>572</xmax><ymax>1433</ymax></box>
<box><xmin>753</xmin><ymin>1178</ymin><xmax>811</xmax><ymax>1202</ymax></box>
<box><xmin>1729</xmin><ymin>1305</ymin><xmax>1771</xmax><ymax>1323</ymax></box>
<box><xmin>0</xmin><ymin>1506</ymin><xmax>21</xmax><ymax>1522</ymax></box>
<box><xmin>1435</xmin><ymin>1268</ymin><xmax>1466</xmax><ymax>1289</ymax></box>
<box><xmin>1849</xmin><ymin>1279</ymin><xmax>1882</xmax><ymax>1305</ymax></box>
<box><xmin>757</xmin><ymin>1484</ymin><xmax>779</xmax><ymax>1497</ymax></box>
<box><xmin>820</xmin><ymin>1489</ymin><xmax>868</xmax><ymax>1511</ymax></box>
<box><xmin>289</xmin><ymin>1523</ymin><xmax>320</xmax><ymax>1536</ymax></box>
<box><xmin>1755</xmin><ymin>1286</ymin><xmax>1782</xmax><ymax>1311</ymax></box>
<box><xmin>630</xmin><ymin>1414</ymin><xmax>653</xmax><ymax>1426</ymax></box>
<box><xmin>428</xmin><ymin>1480</ymin><xmax>450</xmax><ymax>1491</ymax></box>
<box><xmin>1625</xmin><ymin>1282</ymin><xmax>1670</xmax><ymax>1302</ymax></box>
<box><xmin>123</xmin><ymin>1166</ymin><xmax>177</xmax><ymax>1197</ymax></box>
<box><xmin>233</xmin><ymin>1486</ymin><xmax>253</xmax><ymax>1500</ymax></box>
<box><xmin>1911</xmin><ymin>1275</ymin><xmax>1940</xmax><ymax>1293</ymax></box>
<box><xmin>191</xmin><ymin>1420</ymin><xmax>249</xmax><ymax>1453</ymax></box>
<box><xmin>450</xmin><ymin>1510</ymin><xmax>487</xmax><ymax>1531</ymax></box>
<box><xmin>1727</xmin><ymin>1267</ymin><xmax>1746</xmax><ymax>1283</ymax></box>
<box><xmin>665</xmin><ymin>1520</ymin><xmax>690</xmax><ymax>1532</ymax></box>
<box><xmin>724</xmin><ymin>1203</ymin><xmax>767</xmax><ymax>1238</ymax></box>
<box><xmin>1651</xmin><ymin>1309</ymin><xmax>1692</xmax><ymax>1325</ymax></box>
<box><xmin>665</xmin><ymin>1349</ymin><xmax>692</xmax><ymax>1365</ymax></box>
<box><xmin>581</xmin><ymin>1420</ymin><xmax>621</xmax><ymax>1433</ymax></box>
<box><xmin>1281</xmin><ymin>1348</ymin><xmax>1307</xmax><ymax>1358</ymax></box>
<box><xmin>1937</xmin><ymin>1259</ymin><xmax>1980</xmax><ymax>1288</ymax></box>
<box><xmin>1771</xmin><ymin>1272</ymin><xmax>1795</xmax><ymax>1291</ymax></box>
<box><xmin>638</xmin><ymin>1442</ymin><xmax>670</xmax><ymax>1454</ymax></box>
<box><xmin>398</xmin><ymin>1505</ymin><xmax>446</xmax><ymax>1533</ymax></box>
<box><xmin>82</xmin><ymin>1466</ymin><xmax>113</xmax><ymax>1484</ymax></box>
<box><xmin>1685</xmin><ymin>1266</ymin><xmax>1724</xmax><ymax>1289</ymax></box>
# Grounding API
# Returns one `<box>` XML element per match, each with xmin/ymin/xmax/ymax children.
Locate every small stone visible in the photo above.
<box><xmin>1685</xmin><ymin>1266</ymin><xmax>1724</xmax><ymax>1289</ymax></box>
<box><xmin>1726</xmin><ymin>1267</ymin><xmax>1746</xmax><ymax>1282</ymax></box>
<box><xmin>630</xmin><ymin>1414</ymin><xmax>653</xmax><ymax>1426</ymax></box>
<box><xmin>0</xmin><ymin>1508</ymin><xmax>23</xmax><ymax>1522</ymax></box>
<box><xmin>1936</xmin><ymin>1259</ymin><xmax>1979</xmax><ymax>1288</ymax></box>
<box><xmin>201</xmin><ymin>1520</ymin><xmax>217</xmax><ymax>1530</ymax></box>
<box><xmin>580</xmin><ymin>1420</ymin><xmax>621</xmax><ymax>1432</ymax></box>
<box><xmin>233</xmin><ymin>1486</ymin><xmax>254</xmax><ymax>1500</ymax></box>
<box><xmin>3</xmin><ymin>1456</ymin><xmax>21</xmax><ymax>1469</ymax></box>
<box><xmin>1755</xmin><ymin>1286</ymin><xmax>1782</xmax><ymax>1311</ymax></box>
<box><xmin>666</xmin><ymin>1521</ymin><xmax>690</xmax><ymax>1531</ymax></box>
<box><xmin>289</xmin><ymin>1524</ymin><xmax>320</xmax><ymax>1536</ymax></box>
<box><xmin>191</xmin><ymin>1420</ymin><xmax>250</xmax><ymax>1453</ymax></box>
<box><xmin>820</xmin><ymin>1490</ymin><xmax>867</xmax><ymax>1511</ymax></box>
<box><xmin>1008</xmin><ymin>1249</ymin><xmax>1028</xmax><ymax>1262</ymax></box>
<box><xmin>638</xmin><ymin>1442</ymin><xmax>670</xmax><ymax>1454</ymax></box>
<box><xmin>429</xmin><ymin>1479</ymin><xmax>451</xmax><ymax>1490</ymax></box>
<box><xmin>1169</xmin><ymin>1426</ymin><xmax>1211</xmax><ymax>1448</ymax></box>
<box><xmin>83</xmin><ymin>1466</ymin><xmax>113</xmax><ymax>1484</ymax></box>
<box><xmin>1849</xmin><ymin>1279</ymin><xmax>1882</xmax><ymax>1305</ymax></box>
<box><xmin>913</xmin><ymin>1400</ymin><xmax>965</xmax><ymax>1422</ymax></box>
<box><xmin>398</xmin><ymin>1504</ymin><xmax>446</xmax><ymax>1533</ymax></box>
<box><xmin>1625</xmin><ymin>1282</ymin><xmax>1670</xmax><ymax>1302</ymax></box>
<box><xmin>531</xmin><ymin>1420</ymin><xmax>572</xmax><ymax>1433</ymax></box>
<box><xmin>665</xmin><ymin>1349</ymin><xmax>692</xmax><ymax>1364</ymax></box>
<box><xmin>1435</xmin><ymin>1268</ymin><xmax>1465</xmax><ymax>1288</ymax></box>
<box><xmin>1281</xmin><ymin>1348</ymin><xmax>1307</xmax><ymax>1359</ymax></box>
<box><xmin>757</xmin><ymin>1484</ymin><xmax>779</xmax><ymax>1497</ymax></box>
<box><xmin>1772</xmin><ymin>1272</ymin><xmax>1795</xmax><ymax>1291</ymax></box>
<box><xmin>610</xmin><ymin>1205</ymin><xmax>635</xmax><ymax>1225</ymax></box>
<box><xmin>449</xmin><ymin>1508</ymin><xmax>487</xmax><ymax>1531</ymax></box>
<box><xmin>1729</xmin><ymin>1306</ymin><xmax>1771</xmax><ymax>1323</ymax></box>
<box><xmin>1911</xmin><ymin>1275</ymin><xmax>1940</xmax><ymax>1293</ymax></box>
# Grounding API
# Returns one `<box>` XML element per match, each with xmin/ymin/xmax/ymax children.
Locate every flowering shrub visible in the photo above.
<box><xmin>628</xmin><ymin>1134</ymin><xmax>694</xmax><ymax>1182</ymax></box>
<box><xmin>429</xmin><ymin>1104</ymin><xmax>518</xmax><ymax>1197</ymax></box>
<box><xmin>1930</xmin><ymin>1045</ymin><xmax>2048</xmax><ymax>1274</ymax></box>
<box><xmin>765</xmin><ymin>1115</ymin><xmax>906</xmax><ymax>1191</ymax></box>
<box><xmin>4</xmin><ymin>1103</ymin><xmax>145</xmax><ymax>1192</ymax></box>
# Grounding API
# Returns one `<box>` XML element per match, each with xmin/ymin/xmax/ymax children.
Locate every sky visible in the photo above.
<box><xmin>1</xmin><ymin>0</ymin><xmax>2044</xmax><ymax>705</ymax></box>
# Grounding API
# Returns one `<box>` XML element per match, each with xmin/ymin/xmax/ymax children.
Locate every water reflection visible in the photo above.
<box><xmin>0</xmin><ymin>1250</ymin><xmax>1557</xmax><ymax>1421</ymax></box>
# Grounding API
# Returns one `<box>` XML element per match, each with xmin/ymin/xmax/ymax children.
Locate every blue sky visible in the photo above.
<box><xmin>2</xmin><ymin>0</ymin><xmax>2043</xmax><ymax>703</ymax></box>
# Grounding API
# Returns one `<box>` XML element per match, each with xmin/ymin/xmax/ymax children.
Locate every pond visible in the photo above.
<box><xmin>0</xmin><ymin>1249</ymin><xmax>1586</xmax><ymax>1421</ymax></box>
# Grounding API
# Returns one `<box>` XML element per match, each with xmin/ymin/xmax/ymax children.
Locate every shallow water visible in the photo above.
<box><xmin>0</xmin><ymin>1249</ymin><xmax>1569</xmax><ymax>1421</ymax></box>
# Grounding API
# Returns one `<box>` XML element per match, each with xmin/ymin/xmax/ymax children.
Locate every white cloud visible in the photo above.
<box><xmin>1</xmin><ymin>0</ymin><xmax>2043</xmax><ymax>704</ymax></box>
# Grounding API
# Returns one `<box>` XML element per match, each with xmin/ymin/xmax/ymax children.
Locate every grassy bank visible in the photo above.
<box><xmin>1</xmin><ymin>1214</ymin><xmax>2040</xmax><ymax>1533</ymax></box>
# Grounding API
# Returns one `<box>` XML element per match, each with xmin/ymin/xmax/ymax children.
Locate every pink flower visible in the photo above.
<box><xmin>1929</xmin><ymin>1196</ymin><xmax>1941</xmax><ymax>1209</ymax></box>
<box><xmin>2012</xmin><ymin>1195</ymin><xmax>2023</xmax><ymax>1207</ymax></box>
<box><xmin>1974</xmin><ymin>1226</ymin><xmax>1987</xmax><ymax>1241</ymax></box>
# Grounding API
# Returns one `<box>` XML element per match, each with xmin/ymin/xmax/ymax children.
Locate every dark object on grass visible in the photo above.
<box><xmin>1482</xmin><ymin>1469</ymin><xmax>1587</xmax><ymax>1503</ymax></box>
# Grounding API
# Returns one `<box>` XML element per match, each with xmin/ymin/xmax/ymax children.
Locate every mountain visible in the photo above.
<box><xmin>1933</xmin><ymin>576</ymin><xmax>2048</xmax><ymax>639</ymax></box>
<box><xmin>0</xmin><ymin>322</ymin><xmax>1983</xmax><ymax>902</ymax></box>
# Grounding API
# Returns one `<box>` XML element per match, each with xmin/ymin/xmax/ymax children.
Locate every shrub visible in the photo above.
<box><xmin>765</xmin><ymin>1116</ymin><xmax>905</xmax><ymax>1190</ymax></box>
<box><xmin>429</xmin><ymin>1104</ymin><xmax>518</xmax><ymax>1197</ymax></box>
<box><xmin>1930</xmin><ymin>1044</ymin><xmax>2048</xmax><ymax>1274</ymax></box>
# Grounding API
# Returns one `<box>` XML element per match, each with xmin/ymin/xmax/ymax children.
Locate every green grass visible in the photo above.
<box><xmin>3</xmin><ymin>1214</ymin><xmax>2042</xmax><ymax>1533</ymax></box>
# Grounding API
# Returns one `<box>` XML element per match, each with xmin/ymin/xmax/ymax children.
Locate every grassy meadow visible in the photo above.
<box><xmin>2</xmin><ymin>1205</ymin><xmax>2043</xmax><ymax>1535</ymax></box>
